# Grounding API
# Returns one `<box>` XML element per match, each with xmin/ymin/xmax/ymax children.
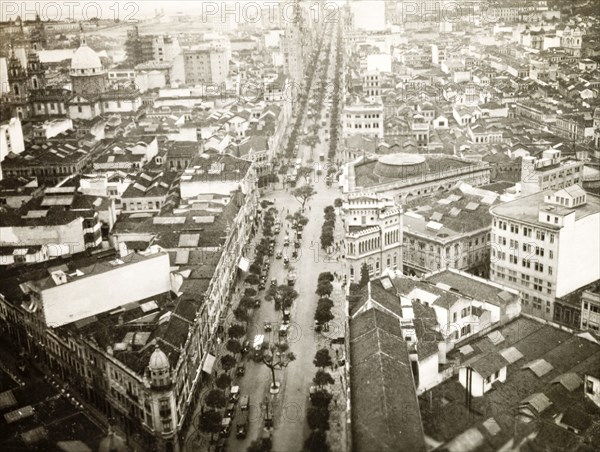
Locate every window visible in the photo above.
<box><xmin>536</xmin><ymin>231</ymin><xmax>545</xmax><ymax>241</ymax></box>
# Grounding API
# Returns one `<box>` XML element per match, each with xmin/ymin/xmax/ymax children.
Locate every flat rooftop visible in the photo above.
<box><xmin>491</xmin><ymin>190</ymin><xmax>600</xmax><ymax>226</ymax></box>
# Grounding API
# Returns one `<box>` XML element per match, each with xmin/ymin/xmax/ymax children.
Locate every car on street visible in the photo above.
<box><xmin>264</xmin><ymin>321</ymin><xmax>272</xmax><ymax>331</ymax></box>
<box><xmin>276</xmin><ymin>250</ymin><xmax>282</xmax><ymax>259</ymax></box>
<box><xmin>226</xmin><ymin>402</ymin><xmax>236</xmax><ymax>418</ymax></box>
<box><xmin>283</xmin><ymin>308</ymin><xmax>291</xmax><ymax>324</ymax></box>
<box><xmin>236</xmin><ymin>410</ymin><xmax>249</xmax><ymax>439</ymax></box>
<box><xmin>240</xmin><ymin>395</ymin><xmax>249</xmax><ymax>411</ymax></box>
<box><xmin>236</xmin><ymin>365</ymin><xmax>245</xmax><ymax>377</ymax></box>
<box><xmin>258</xmin><ymin>281</ymin><xmax>265</xmax><ymax>290</ymax></box>
<box><xmin>241</xmin><ymin>340</ymin><xmax>250</xmax><ymax>354</ymax></box>
<box><xmin>220</xmin><ymin>417</ymin><xmax>232</xmax><ymax>437</ymax></box>
<box><xmin>254</xmin><ymin>298</ymin><xmax>261</xmax><ymax>307</ymax></box>
<box><xmin>270</xmin><ymin>279</ymin><xmax>277</xmax><ymax>287</ymax></box>
<box><xmin>230</xmin><ymin>386</ymin><xmax>240</xmax><ymax>403</ymax></box>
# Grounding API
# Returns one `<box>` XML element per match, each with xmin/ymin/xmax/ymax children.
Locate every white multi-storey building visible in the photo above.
<box><xmin>342</xmin><ymin>98</ymin><xmax>384</xmax><ymax>139</ymax></box>
<box><xmin>521</xmin><ymin>149</ymin><xmax>584</xmax><ymax>196</ymax></box>
<box><xmin>489</xmin><ymin>184</ymin><xmax>600</xmax><ymax>321</ymax></box>
<box><xmin>343</xmin><ymin>193</ymin><xmax>403</xmax><ymax>281</ymax></box>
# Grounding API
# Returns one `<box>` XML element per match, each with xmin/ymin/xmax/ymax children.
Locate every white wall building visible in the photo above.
<box><xmin>0</xmin><ymin>117</ymin><xmax>25</xmax><ymax>161</ymax></box>
<box><xmin>490</xmin><ymin>185</ymin><xmax>600</xmax><ymax>321</ymax></box>
<box><xmin>343</xmin><ymin>99</ymin><xmax>384</xmax><ymax>139</ymax></box>
<box><xmin>343</xmin><ymin>193</ymin><xmax>403</xmax><ymax>281</ymax></box>
<box><xmin>521</xmin><ymin>149</ymin><xmax>584</xmax><ymax>196</ymax></box>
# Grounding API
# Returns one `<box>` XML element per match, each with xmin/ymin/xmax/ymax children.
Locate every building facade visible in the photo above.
<box><xmin>490</xmin><ymin>185</ymin><xmax>600</xmax><ymax>321</ymax></box>
<box><xmin>183</xmin><ymin>45</ymin><xmax>229</xmax><ymax>86</ymax></box>
<box><xmin>521</xmin><ymin>150</ymin><xmax>585</xmax><ymax>196</ymax></box>
<box><xmin>343</xmin><ymin>193</ymin><xmax>403</xmax><ymax>282</ymax></box>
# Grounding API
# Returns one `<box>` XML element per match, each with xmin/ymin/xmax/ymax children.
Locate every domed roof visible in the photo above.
<box><xmin>71</xmin><ymin>42</ymin><xmax>102</xmax><ymax>71</ymax></box>
<box><xmin>375</xmin><ymin>153</ymin><xmax>426</xmax><ymax>179</ymax></box>
<box><xmin>149</xmin><ymin>345</ymin><xmax>169</xmax><ymax>371</ymax></box>
<box><xmin>378</xmin><ymin>153</ymin><xmax>426</xmax><ymax>166</ymax></box>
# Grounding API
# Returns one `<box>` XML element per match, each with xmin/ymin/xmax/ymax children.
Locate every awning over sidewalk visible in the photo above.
<box><xmin>238</xmin><ymin>256</ymin><xmax>250</xmax><ymax>272</ymax></box>
<box><xmin>202</xmin><ymin>353</ymin><xmax>216</xmax><ymax>375</ymax></box>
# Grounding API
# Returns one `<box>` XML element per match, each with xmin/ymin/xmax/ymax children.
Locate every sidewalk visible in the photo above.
<box><xmin>314</xmin><ymin>280</ymin><xmax>348</xmax><ymax>452</ymax></box>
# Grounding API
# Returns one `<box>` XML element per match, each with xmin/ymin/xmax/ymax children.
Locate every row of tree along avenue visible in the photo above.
<box><xmin>305</xmin><ymin>347</ymin><xmax>337</xmax><ymax>452</ymax></box>
<box><xmin>320</xmin><ymin>205</ymin><xmax>336</xmax><ymax>250</ymax></box>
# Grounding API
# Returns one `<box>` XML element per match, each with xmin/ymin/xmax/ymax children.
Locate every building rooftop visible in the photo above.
<box><xmin>403</xmin><ymin>186</ymin><xmax>498</xmax><ymax>240</ymax></box>
<box><xmin>0</xmin><ymin>188</ymin><xmax>106</xmax><ymax>228</ymax></box>
<box><xmin>0</xmin><ymin>368</ymin><xmax>105</xmax><ymax>451</ymax></box>
<box><xmin>2</xmin><ymin>139</ymin><xmax>98</xmax><ymax>167</ymax></box>
<box><xmin>353</xmin><ymin>155</ymin><xmax>475</xmax><ymax>189</ymax></box>
<box><xmin>420</xmin><ymin>317</ymin><xmax>600</xmax><ymax>450</ymax></box>
<box><xmin>121</xmin><ymin>171</ymin><xmax>180</xmax><ymax>199</ymax></box>
<box><xmin>113</xmin><ymin>190</ymin><xmax>243</xmax><ymax>249</ymax></box>
<box><xmin>181</xmin><ymin>153</ymin><xmax>252</xmax><ymax>184</ymax></box>
<box><xmin>350</xmin><ymin>308</ymin><xmax>426</xmax><ymax>452</ymax></box>
<box><xmin>490</xmin><ymin>188</ymin><xmax>600</xmax><ymax>226</ymax></box>
<box><xmin>425</xmin><ymin>269</ymin><xmax>518</xmax><ymax>308</ymax></box>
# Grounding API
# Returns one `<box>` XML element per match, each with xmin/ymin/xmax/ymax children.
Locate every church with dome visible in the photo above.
<box><xmin>4</xmin><ymin>35</ymin><xmax>142</xmax><ymax>122</ymax></box>
<box><xmin>67</xmin><ymin>38</ymin><xmax>142</xmax><ymax>121</ymax></box>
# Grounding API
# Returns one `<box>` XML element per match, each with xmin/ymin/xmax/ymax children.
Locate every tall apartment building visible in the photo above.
<box><xmin>521</xmin><ymin>149</ymin><xmax>584</xmax><ymax>196</ymax></box>
<box><xmin>489</xmin><ymin>184</ymin><xmax>600</xmax><ymax>321</ymax></box>
<box><xmin>343</xmin><ymin>193</ymin><xmax>403</xmax><ymax>282</ymax></box>
<box><xmin>342</xmin><ymin>98</ymin><xmax>384</xmax><ymax>139</ymax></box>
<box><xmin>183</xmin><ymin>45</ymin><xmax>229</xmax><ymax>86</ymax></box>
<box><xmin>126</xmin><ymin>27</ymin><xmax>181</xmax><ymax>65</ymax></box>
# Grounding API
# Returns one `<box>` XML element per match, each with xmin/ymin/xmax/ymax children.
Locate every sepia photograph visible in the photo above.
<box><xmin>0</xmin><ymin>1</ymin><xmax>599</xmax><ymax>451</ymax></box>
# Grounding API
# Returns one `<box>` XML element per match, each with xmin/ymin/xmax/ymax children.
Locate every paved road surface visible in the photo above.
<box><xmin>224</xmin><ymin>20</ymin><xmax>344</xmax><ymax>452</ymax></box>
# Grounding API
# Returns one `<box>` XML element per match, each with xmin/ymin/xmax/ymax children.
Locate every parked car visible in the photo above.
<box><xmin>264</xmin><ymin>321</ymin><xmax>272</xmax><ymax>331</ymax></box>
<box><xmin>220</xmin><ymin>417</ymin><xmax>232</xmax><ymax>437</ymax></box>
<box><xmin>254</xmin><ymin>298</ymin><xmax>261</xmax><ymax>307</ymax></box>
<box><xmin>240</xmin><ymin>395</ymin><xmax>249</xmax><ymax>411</ymax></box>
<box><xmin>226</xmin><ymin>403</ymin><xmax>236</xmax><ymax>418</ymax></box>
<box><xmin>276</xmin><ymin>250</ymin><xmax>283</xmax><ymax>259</ymax></box>
<box><xmin>236</xmin><ymin>410</ymin><xmax>248</xmax><ymax>439</ymax></box>
<box><xmin>270</xmin><ymin>279</ymin><xmax>277</xmax><ymax>287</ymax></box>
<box><xmin>241</xmin><ymin>341</ymin><xmax>250</xmax><ymax>354</ymax></box>
<box><xmin>258</xmin><ymin>281</ymin><xmax>266</xmax><ymax>290</ymax></box>
<box><xmin>230</xmin><ymin>386</ymin><xmax>240</xmax><ymax>403</ymax></box>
